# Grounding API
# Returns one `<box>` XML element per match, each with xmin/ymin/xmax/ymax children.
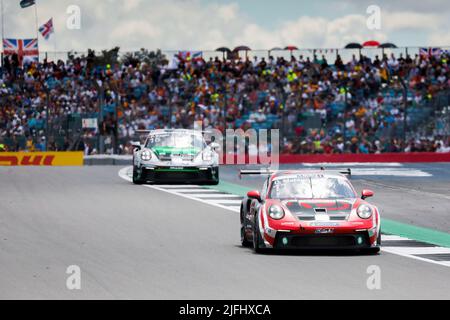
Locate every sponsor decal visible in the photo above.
<box><xmin>0</xmin><ymin>152</ymin><xmax>83</xmax><ymax>166</ymax></box>
<box><xmin>315</xmin><ymin>228</ymin><xmax>334</xmax><ymax>234</ymax></box>
<box><xmin>309</xmin><ymin>222</ymin><xmax>340</xmax><ymax>227</ymax></box>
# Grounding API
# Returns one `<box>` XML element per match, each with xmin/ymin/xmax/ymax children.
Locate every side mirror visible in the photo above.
<box><xmin>131</xmin><ymin>142</ymin><xmax>141</xmax><ymax>152</ymax></box>
<box><xmin>361</xmin><ymin>189</ymin><xmax>374</xmax><ymax>200</ymax></box>
<box><xmin>247</xmin><ymin>190</ymin><xmax>262</xmax><ymax>202</ymax></box>
<box><xmin>210</xmin><ymin>142</ymin><xmax>220</xmax><ymax>152</ymax></box>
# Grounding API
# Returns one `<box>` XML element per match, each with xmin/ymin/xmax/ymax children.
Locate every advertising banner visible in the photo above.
<box><xmin>0</xmin><ymin>152</ymin><xmax>84</xmax><ymax>166</ymax></box>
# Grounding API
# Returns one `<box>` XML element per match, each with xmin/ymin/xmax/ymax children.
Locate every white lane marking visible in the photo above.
<box><xmin>380</xmin><ymin>234</ymin><xmax>450</xmax><ymax>268</ymax></box>
<box><xmin>165</xmin><ymin>189</ymin><xmax>220</xmax><ymax>193</ymax></box>
<box><xmin>155</xmin><ymin>185</ymin><xmax>205</xmax><ymax>189</ymax></box>
<box><xmin>119</xmin><ymin>167</ymin><xmax>132</xmax><ymax>182</ymax></box>
<box><xmin>381</xmin><ymin>249</ymin><xmax>450</xmax><ymax>268</ymax></box>
<box><xmin>118</xmin><ymin>167</ymin><xmax>241</xmax><ymax>213</ymax></box>
<box><xmin>382</xmin><ymin>247</ymin><xmax>450</xmax><ymax>255</ymax></box>
<box><xmin>208</xmin><ymin>200</ymin><xmax>244</xmax><ymax>205</ymax></box>
<box><xmin>302</xmin><ymin>163</ymin><xmax>404</xmax><ymax>167</ymax></box>
<box><xmin>381</xmin><ymin>235</ymin><xmax>415</xmax><ymax>241</ymax></box>
<box><xmin>183</xmin><ymin>194</ymin><xmax>242</xmax><ymax>199</ymax></box>
<box><xmin>118</xmin><ymin>167</ymin><xmax>449</xmax><ymax>268</ymax></box>
<box><xmin>225</xmin><ymin>206</ymin><xmax>242</xmax><ymax>211</ymax></box>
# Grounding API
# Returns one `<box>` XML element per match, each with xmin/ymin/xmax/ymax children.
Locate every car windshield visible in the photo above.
<box><xmin>145</xmin><ymin>132</ymin><xmax>206</xmax><ymax>149</ymax></box>
<box><xmin>269</xmin><ymin>174</ymin><xmax>356</xmax><ymax>199</ymax></box>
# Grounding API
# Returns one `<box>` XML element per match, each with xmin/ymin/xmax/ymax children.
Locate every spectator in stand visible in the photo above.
<box><xmin>1</xmin><ymin>48</ymin><xmax>449</xmax><ymax>154</ymax></box>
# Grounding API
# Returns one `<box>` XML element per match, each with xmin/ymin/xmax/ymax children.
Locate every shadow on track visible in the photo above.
<box><xmin>234</xmin><ymin>245</ymin><xmax>381</xmax><ymax>257</ymax></box>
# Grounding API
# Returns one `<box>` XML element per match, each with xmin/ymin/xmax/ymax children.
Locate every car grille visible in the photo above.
<box><xmin>153</xmin><ymin>170</ymin><xmax>199</xmax><ymax>181</ymax></box>
<box><xmin>297</xmin><ymin>216</ymin><xmax>315</xmax><ymax>221</ymax></box>
<box><xmin>291</xmin><ymin>235</ymin><xmax>357</xmax><ymax>247</ymax></box>
<box><xmin>142</xmin><ymin>167</ymin><xmax>215</xmax><ymax>183</ymax></box>
<box><xmin>274</xmin><ymin>233</ymin><xmax>370</xmax><ymax>249</ymax></box>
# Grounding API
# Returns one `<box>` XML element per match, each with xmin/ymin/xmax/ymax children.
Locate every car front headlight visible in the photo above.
<box><xmin>268</xmin><ymin>205</ymin><xmax>285</xmax><ymax>220</ymax></box>
<box><xmin>141</xmin><ymin>150</ymin><xmax>152</xmax><ymax>161</ymax></box>
<box><xmin>357</xmin><ymin>204</ymin><xmax>373</xmax><ymax>219</ymax></box>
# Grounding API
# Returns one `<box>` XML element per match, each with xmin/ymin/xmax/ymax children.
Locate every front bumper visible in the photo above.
<box><xmin>139</xmin><ymin>165</ymin><xmax>218</xmax><ymax>183</ymax></box>
<box><xmin>272</xmin><ymin>231</ymin><xmax>376</xmax><ymax>250</ymax></box>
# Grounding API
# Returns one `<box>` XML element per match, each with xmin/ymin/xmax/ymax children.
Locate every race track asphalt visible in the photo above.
<box><xmin>0</xmin><ymin>165</ymin><xmax>449</xmax><ymax>299</ymax></box>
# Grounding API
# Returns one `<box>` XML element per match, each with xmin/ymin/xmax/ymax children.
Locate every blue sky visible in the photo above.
<box><xmin>220</xmin><ymin>0</ymin><xmax>382</xmax><ymax>25</ymax></box>
<box><xmin>209</xmin><ymin>0</ymin><xmax>436</xmax><ymax>46</ymax></box>
<box><xmin>3</xmin><ymin>0</ymin><xmax>450</xmax><ymax>51</ymax></box>
<box><xmin>212</xmin><ymin>0</ymin><xmax>335</xmax><ymax>27</ymax></box>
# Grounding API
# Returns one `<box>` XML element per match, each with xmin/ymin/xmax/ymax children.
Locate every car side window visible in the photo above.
<box><xmin>261</xmin><ymin>179</ymin><xmax>269</xmax><ymax>199</ymax></box>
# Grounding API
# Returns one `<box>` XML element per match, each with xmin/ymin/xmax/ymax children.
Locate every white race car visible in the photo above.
<box><xmin>131</xmin><ymin>129</ymin><xmax>220</xmax><ymax>185</ymax></box>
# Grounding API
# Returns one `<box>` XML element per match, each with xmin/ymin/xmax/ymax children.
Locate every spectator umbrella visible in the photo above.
<box><xmin>215</xmin><ymin>47</ymin><xmax>231</xmax><ymax>59</ymax></box>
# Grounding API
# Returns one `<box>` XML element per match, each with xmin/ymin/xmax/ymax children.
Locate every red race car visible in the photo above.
<box><xmin>240</xmin><ymin>169</ymin><xmax>381</xmax><ymax>254</ymax></box>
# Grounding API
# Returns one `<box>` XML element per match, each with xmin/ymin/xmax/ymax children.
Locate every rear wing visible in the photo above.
<box><xmin>239</xmin><ymin>167</ymin><xmax>351</xmax><ymax>179</ymax></box>
<box><xmin>239</xmin><ymin>168</ymin><xmax>277</xmax><ymax>178</ymax></box>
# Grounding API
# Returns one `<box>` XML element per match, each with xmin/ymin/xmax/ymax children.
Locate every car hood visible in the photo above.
<box><xmin>282</xmin><ymin>199</ymin><xmax>356</xmax><ymax>215</ymax></box>
<box><xmin>151</xmin><ymin>146</ymin><xmax>202</xmax><ymax>161</ymax></box>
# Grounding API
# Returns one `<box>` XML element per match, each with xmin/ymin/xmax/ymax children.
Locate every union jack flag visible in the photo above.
<box><xmin>177</xmin><ymin>51</ymin><xmax>203</xmax><ymax>62</ymax></box>
<box><xmin>419</xmin><ymin>47</ymin><xmax>441</xmax><ymax>58</ymax></box>
<box><xmin>39</xmin><ymin>18</ymin><xmax>54</xmax><ymax>40</ymax></box>
<box><xmin>3</xmin><ymin>38</ymin><xmax>39</xmax><ymax>65</ymax></box>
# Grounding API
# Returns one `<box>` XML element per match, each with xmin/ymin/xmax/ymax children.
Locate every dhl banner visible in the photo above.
<box><xmin>0</xmin><ymin>152</ymin><xmax>84</xmax><ymax>166</ymax></box>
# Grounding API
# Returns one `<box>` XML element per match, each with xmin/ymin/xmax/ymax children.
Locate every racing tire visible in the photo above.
<box><xmin>132</xmin><ymin>166</ymin><xmax>144</xmax><ymax>185</ymax></box>
<box><xmin>240</xmin><ymin>208</ymin><xmax>252</xmax><ymax>248</ymax></box>
<box><xmin>362</xmin><ymin>247</ymin><xmax>381</xmax><ymax>255</ymax></box>
<box><xmin>210</xmin><ymin>166</ymin><xmax>220</xmax><ymax>185</ymax></box>
<box><xmin>362</xmin><ymin>231</ymin><xmax>382</xmax><ymax>255</ymax></box>
<box><xmin>252</xmin><ymin>214</ymin><xmax>265</xmax><ymax>254</ymax></box>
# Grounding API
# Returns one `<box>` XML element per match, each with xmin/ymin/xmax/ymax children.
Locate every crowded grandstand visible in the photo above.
<box><xmin>1</xmin><ymin>48</ymin><xmax>449</xmax><ymax>155</ymax></box>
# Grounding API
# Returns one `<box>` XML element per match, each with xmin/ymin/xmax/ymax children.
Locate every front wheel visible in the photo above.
<box><xmin>211</xmin><ymin>166</ymin><xmax>220</xmax><ymax>185</ymax></box>
<box><xmin>362</xmin><ymin>231</ymin><xmax>382</xmax><ymax>255</ymax></box>
<box><xmin>132</xmin><ymin>166</ymin><xmax>144</xmax><ymax>185</ymax></box>
<box><xmin>241</xmin><ymin>209</ymin><xmax>252</xmax><ymax>247</ymax></box>
<box><xmin>362</xmin><ymin>247</ymin><xmax>381</xmax><ymax>255</ymax></box>
<box><xmin>253</xmin><ymin>214</ymin><xmax>265</xmax><ymax>254</ymax></box>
